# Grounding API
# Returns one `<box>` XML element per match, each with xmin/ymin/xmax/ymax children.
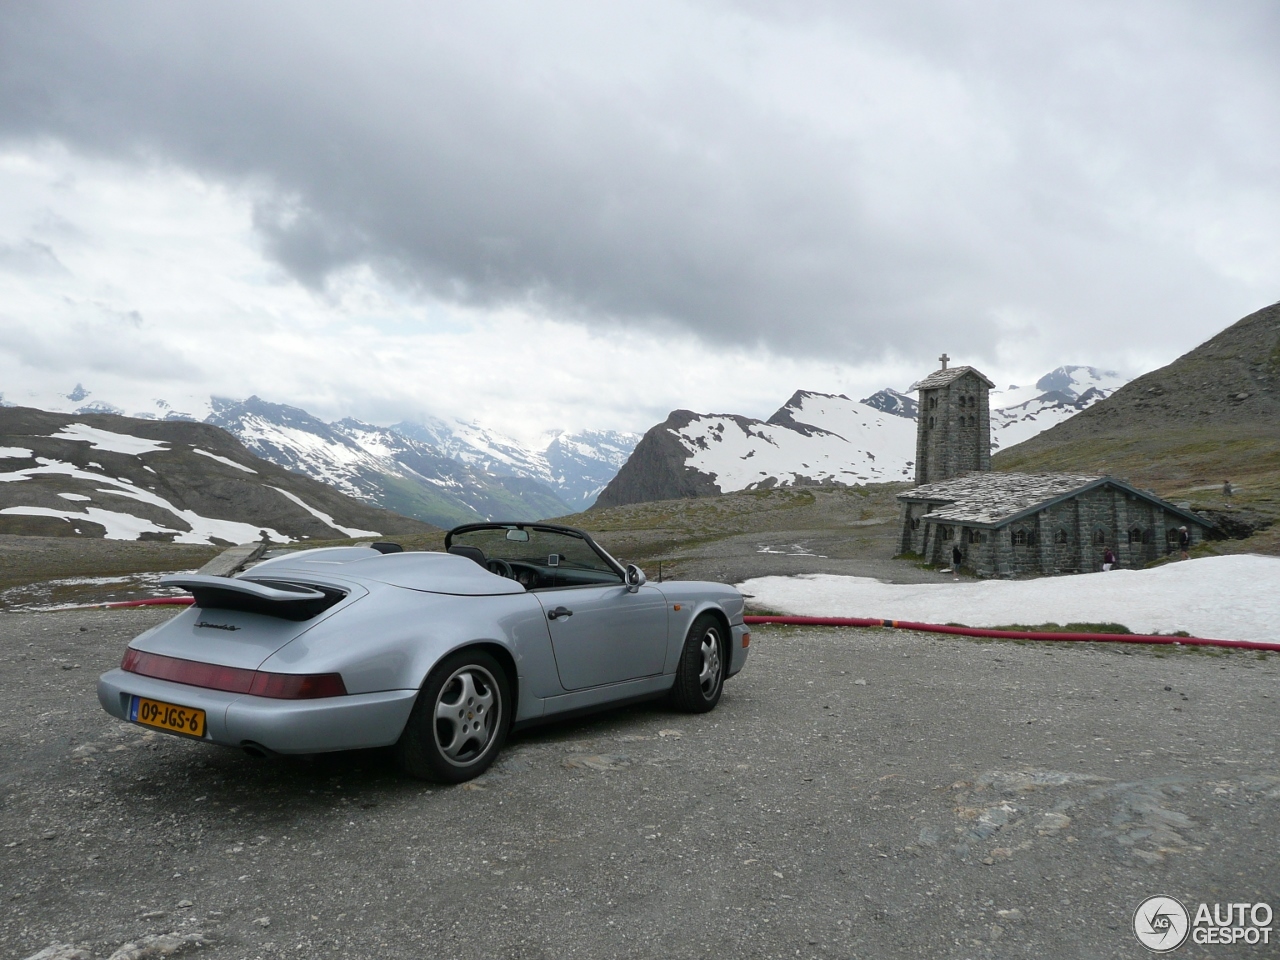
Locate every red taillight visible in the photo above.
<box><xmin>121</xmin><ymin>649</ymin><xmax>256</xmax><ymax>692</ymax></box>
<box><xmin>121</xmin><ymin>649</ymin><xmax>346</xmax><ymax>699</ymax></box>
<box><xmin>248</xmin><ymin>671</ymin><xmax>346</xmax><ymax>699</ymax></box>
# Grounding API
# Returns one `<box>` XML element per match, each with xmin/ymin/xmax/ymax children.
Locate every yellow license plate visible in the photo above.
<box><xmin>129</xmin><ymin>696</ymin><xmax>206</xmax><ymax>737</ymax></box>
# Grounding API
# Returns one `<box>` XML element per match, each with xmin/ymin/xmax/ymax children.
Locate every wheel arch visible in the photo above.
<box><xmin>395</xmin><ymin>639</ymin><xmax>518</xmax><ymax>783</ymax></box>
<box><xmin>430</xmin><ymin>640</ymin><xmax>520</xmax><ymax>728</ymax></box>
<box><xmin>694</xmin><ymin>603</ymin><xmax>733</xmax><ymax>651</ymax></box>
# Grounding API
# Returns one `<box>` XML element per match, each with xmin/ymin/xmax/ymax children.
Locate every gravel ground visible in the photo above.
<box><xmin>3</xmin><ymin>608</ymin><xmax>1279</xmax><ymax>960</ymax></box>
<box><xmin>658</xmin><ymin>523</ymin><xmax>953</xmax><ymax>588</ymax></box>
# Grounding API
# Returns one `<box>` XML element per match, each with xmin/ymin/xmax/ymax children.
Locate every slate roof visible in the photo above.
<box><xmin>897</xmin><ymin>472</ymin><xmax>1210</xmax><ymax>528</ymax></box>
<box><xmin>913</xmin><ymin>365</ymin><xmax>996</xmax><ymax>391</ymax></box>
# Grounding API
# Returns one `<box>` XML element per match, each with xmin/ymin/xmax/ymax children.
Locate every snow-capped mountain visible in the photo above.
<box><xmin>206</xmin><ymin>398</ymin><xmax>571</xmax><ymax>528</ymax></box>
<box><xmin>2</xmin><ymin>384</ymin><xmax>640</xmax><ymax>522</ymax></box>
<box><xmin>1</xmin><ymin>364</ymin><xmax>1121</xmax><ymax>520</ymax></box>
<box><xmin>988</xmin><ymin>366</ymin><xmax>1126</xmax><ymax>450</ymax></box>
<box><xmin>859</xmin><ymin>388</ymin><xmax>918</xmax><ymax>419</ymax></box>
<box><xmin>0</xmin><ymin>407</ymin><xmax>432</xmax><ymax>543</ymax></box>
<box><xmin>543</xmin><ymin>429</ymin><xmax>642</xmax><ymax>510</ymax></box>
<box><xmin>596</xmin><ymin>391</ymin><xmax>917</xmax><ymax>508</ymax></box>
<box><xmin>392</xmin><ymin>418</ymin><xmax>640</xmax><ymax>511</ymax></box>
<box><xmin>597</xmin><ymin>366</ymin><xmax>1129</xmax><ymax>507</ymax></box>
<box><xmin>0</xmin><ymin>383</ymin><xmax>214</xmax><ymax>422</ymax></box>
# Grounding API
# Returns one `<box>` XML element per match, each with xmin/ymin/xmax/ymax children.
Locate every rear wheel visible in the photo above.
<box><xmin>396</xmin><ymin>649</ymin><xmax>510</xmax><ymax>783</ymax></box>
<box><xmin>670</xmin><ymin>614</ymin><xmax>725</xmax><ymax>712</ymax></box>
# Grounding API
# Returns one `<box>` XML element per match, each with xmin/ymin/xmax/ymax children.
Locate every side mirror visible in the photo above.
<box><xmin>625</xmin><ymin>564</ymin><xmax>646</xmax><ymax>593</ymax></box>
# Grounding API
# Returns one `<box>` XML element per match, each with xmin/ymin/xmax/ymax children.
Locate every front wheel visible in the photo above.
<box><xmin>669</xmin><ymin>614</ymin><xmax>725</xmax><ymax>713</ymax></box>
<box><xmin>395</xmin><ymin>649</ymin><xmax>510</xmax><ymax>783</ymax></box>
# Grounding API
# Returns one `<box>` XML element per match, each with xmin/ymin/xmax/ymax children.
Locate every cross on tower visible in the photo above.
<box><xmin>938</xmin><ymin>353</ymin><xmax>950</xmax><ymax>370</ymax></box>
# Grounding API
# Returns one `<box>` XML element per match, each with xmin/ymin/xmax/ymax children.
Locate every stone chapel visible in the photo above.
<box><xmin>897</xmin><ymin>355</ymin><xmax>1211</xmax><ymax>577</ymax></box>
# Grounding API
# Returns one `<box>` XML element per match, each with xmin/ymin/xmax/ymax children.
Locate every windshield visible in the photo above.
<box><xmin>448</xmin><ymin>526</ymin><xmax>622</xmax><ymax>589</ymax></box>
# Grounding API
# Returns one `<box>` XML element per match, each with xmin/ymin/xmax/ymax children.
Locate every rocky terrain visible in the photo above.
<box><xmin>0</xmin><ymin>407</ymin><xmax>435</xmax><ymax>545</ymax></box>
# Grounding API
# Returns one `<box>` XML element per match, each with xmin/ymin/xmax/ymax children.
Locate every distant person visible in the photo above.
<box><xmin>1102</xmin><ymin>547</ymin><xmax>1116</xmax><ymax>572</ymax></box>
<box><xmin>951</xmin><ymin>543</ymin><xmax>962</xmax><ymax>580</ymax></box>
<box><xmin>1224</xmin><ymin>480</ymin><xmax>1233</xmax><ymax>502</ymax></box>
<box><xmin>1179</xmin><ymin>526</ymin><xmax>1190</xmax><ymax>560</ymax></box>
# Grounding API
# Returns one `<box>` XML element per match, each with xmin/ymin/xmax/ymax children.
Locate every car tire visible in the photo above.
<box><xmin>669</xmin><ymin>613</ymin><xmax>725</xmax><ymax>713</ymax></box>
<box><xmin>395</xmin><ymin>649</ymin><xmax>510</xmax><ymax>784</ymax></box>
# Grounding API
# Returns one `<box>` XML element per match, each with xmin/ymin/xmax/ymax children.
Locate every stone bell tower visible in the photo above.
<box><xmin>914</xmin><ymin>354</ymin><xmax>995</xmax><ymax>485</ymax></box>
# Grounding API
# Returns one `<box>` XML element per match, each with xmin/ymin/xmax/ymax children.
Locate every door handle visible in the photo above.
<box><xmin>547</xmin><ymin>606</ymin><xmax>573</xmax><ymax>621</ymax></box>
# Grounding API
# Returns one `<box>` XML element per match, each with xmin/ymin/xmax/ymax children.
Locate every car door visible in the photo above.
<box><xmin>536</xmin><ymin>583</ymin><xmax>668</xmax><ymax>690</ymax></box>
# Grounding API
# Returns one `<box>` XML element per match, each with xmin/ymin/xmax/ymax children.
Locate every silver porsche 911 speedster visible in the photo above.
<box><xmin>97</xmin><ymin>522</ymin><xmax>750</xmax><ymax>783</ymax></box>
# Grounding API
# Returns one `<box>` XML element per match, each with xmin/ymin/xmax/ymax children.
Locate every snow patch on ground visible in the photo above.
<box><xmin>0</xmin><ymin>457</ymin><xmax>288</xmax><ymax>543</ymax></box>
<box><xmin>270</xmin><ymin>487</ymin><xmax>380</xmax><ymax>539</ymax></box>
<box><xmin>0</xmin><ymin>447</ymin><xmax>33</xmax><ymax>459</ymax></box>
<box><xmin>0</xmin><ymin>505</ymin><xmax>183</xmax><ymax>540</ymax></box>
<box><xmin>50</xmin><ymin>423</ymin><xmax>169</xmax><ymax>455</ymax></box>
<box><xmin>192</xmin><ymin>448</ymin><xmax>257</xmax><ymax>473</ymax></box>
<box><xmin>738</xmin><ymin>555</ymin><xmax>1280</xmax><ymax>643</ymax></box>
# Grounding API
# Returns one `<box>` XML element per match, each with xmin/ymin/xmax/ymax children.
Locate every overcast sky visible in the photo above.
<box><xmin>1</xmin><ymin>1</ymin><xmax>1277</xmax><ymax>442</ymax></box>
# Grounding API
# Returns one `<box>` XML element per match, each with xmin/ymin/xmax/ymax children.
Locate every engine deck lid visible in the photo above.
<box><xmin>127</xmin><ymin>604</ymin><xmax>328</xmax><ymax>670</ymax></box>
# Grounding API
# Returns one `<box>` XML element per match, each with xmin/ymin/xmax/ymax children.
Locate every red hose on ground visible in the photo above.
<box><xmin>743</xmin><ymin>614</ymin><xmax>1280</xmax><ymax>653</ymax></box>
<box><xmin>68</xmin><ymin>599</ymin><xmax>1280</xmax><ymax>652</ymax></box>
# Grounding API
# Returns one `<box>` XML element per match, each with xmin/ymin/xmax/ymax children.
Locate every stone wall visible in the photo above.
<box><xmin>917</xmin><ymin>487</ymin><xmax>1204</xmax><ymax>577</ymax></box>
<box><xmin>915</xmin><ymin>372</ymin><xmax>991</xmax><ymax>485</ymax></box>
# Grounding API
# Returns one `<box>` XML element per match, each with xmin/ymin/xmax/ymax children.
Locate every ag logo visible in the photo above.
<box><xmin>1133</xmin><ymin>896</ymin><xmax>1190</xmax><ymax>952</ymax></box>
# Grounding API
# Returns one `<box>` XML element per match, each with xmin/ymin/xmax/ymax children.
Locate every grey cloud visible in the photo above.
<box><xmin>0</xmin><ymin>238</ymin><xmax>69</xmax><ymax>276</ymax></box>
<box><xmin>1</xmin><ymin>1</ymin><xmax>1276</xmax><ymax>368</ymax></box>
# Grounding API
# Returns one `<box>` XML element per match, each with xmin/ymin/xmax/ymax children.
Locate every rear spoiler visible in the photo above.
<box><xmin>160</xmin><ymin>575</ymin><xmax>347</xmax><ymax>622</ymax></box>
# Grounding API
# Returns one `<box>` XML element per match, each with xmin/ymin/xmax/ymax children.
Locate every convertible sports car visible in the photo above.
<box><xmin>98</xmin><ymin>522</ymin><xmax>750</xmax><ymax>782</ymax></box>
